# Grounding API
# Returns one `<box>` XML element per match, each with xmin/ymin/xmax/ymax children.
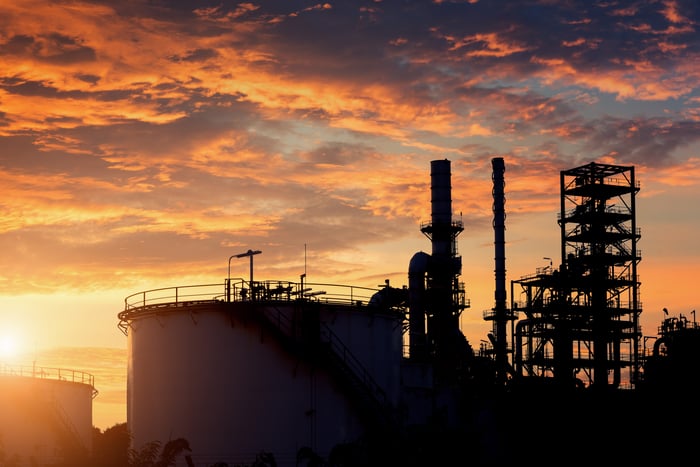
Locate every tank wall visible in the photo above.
<box><xmin>0</xmin><ymin>375</ymin><xmax>93</xmax><ymax>465</ymax></box>
<box><xmin>127</xmin><ymin>304</ymin><xmax>377</xmax><ymax>465</ymax></box>
<box><xmin>321</xmin><ymin>306</ymin><xmax>403</xmax><ymax>404</ymax></box>
<box><xmin>45</xmin><ymin>378</ymin><xmax>94</xmax><ymax>451</ymax></box>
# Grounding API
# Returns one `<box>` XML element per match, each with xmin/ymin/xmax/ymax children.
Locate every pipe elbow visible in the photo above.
<box><xmin>408</xmin><ymin>251</ymin><xmax>431</xmax><ymax>277</ymax></box>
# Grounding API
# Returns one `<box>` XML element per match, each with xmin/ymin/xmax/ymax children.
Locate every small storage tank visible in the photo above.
<box><xmin>0</xmin><ymin>365</ymin><xmax>96</xmax><ymax>466</ymax></box>
<box><xmin>119</xmin><ymin>281</ymin><xmax>404</xmax><ymax>466</ymax></box>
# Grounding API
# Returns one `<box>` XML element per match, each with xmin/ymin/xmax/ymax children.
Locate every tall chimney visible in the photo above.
<box><xmin>419</xmin><ymin>159</ymin><xmax>465</xmax><ymax>362</ymax></box>
<box><xmin>492</xmin><ymin>157</ymin><xmax>508</xmax><ymax>383</ymax></box>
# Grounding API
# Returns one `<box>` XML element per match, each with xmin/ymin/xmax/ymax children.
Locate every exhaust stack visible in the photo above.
<box><xmin>492</xmin><ymin>157</ymin><xmax>508</xmax><ymax>383</ymax></box>
<box><xmin>419</xmin><ymin>160</ymin><xmax>465</xmax><ymax>361</ymax></box>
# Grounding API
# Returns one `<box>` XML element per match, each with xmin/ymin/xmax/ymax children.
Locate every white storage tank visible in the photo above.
<box><xmin>119</xmin><ymin>281</ymin><xmax>404</xmax><ymax>466</ymax></box>
<box><xmin>0</xmin><ymin>365</ymin><xmax>96</xmax><ymax>466</ymax></box>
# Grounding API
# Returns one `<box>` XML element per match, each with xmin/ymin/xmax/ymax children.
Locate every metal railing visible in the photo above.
<box><xmin>123</xmin><ymin>282</ymin><xmax>227</xmax><ymax>310</ymax></box>
<box><xmin>0</xmin><ymin>363</ymin><xmax>97</xmax><ymax>397</ymax></box>
<box><xmin>122</xmin><ymin>280</ymin><xmax>380</xmax><ymax>311</ymax></box>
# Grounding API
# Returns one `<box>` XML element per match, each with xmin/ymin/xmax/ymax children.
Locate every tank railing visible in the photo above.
<box><xmin>0</xmin><ymin>363</ymin><xmax>97</xmax><ymax>396</ymax></box>
<box><xmin>231</xmin><ymin>280</ymin><xmax>377</xmax><ymax>306</ymax></box>
<box><xmin>124</xmin><ymin>283</ymin><xmax>227</xmax><ymax>310</ymax></box>
<box><xmin>124</xmin><ymin>280</ymin><xmax>380</xmax><ymax>311</ymax></box>
<box><xmin>226</xmin><ymin>279</ymin><xmax>296</xmax><ymax>303</ymax></box>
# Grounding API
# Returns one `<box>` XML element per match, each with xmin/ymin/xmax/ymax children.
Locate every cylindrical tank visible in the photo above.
<box><xmin>0</xmin><ymin>366</ymin><xmax>95</xmax><ymax>466</ymax></box>
<box><xmin>123</xmin><ymin>291</ymin><xmax>402</xmax><ymax>466</ymax></box>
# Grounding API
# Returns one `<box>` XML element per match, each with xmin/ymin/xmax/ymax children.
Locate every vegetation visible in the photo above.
<box><xmin>62</xmin><ymin>424</ymin><xmax>278</xmax><ymax>467</ymax></box>
<box><xmin>51</xmin><ymin>423</ymin><xmax>471</xmax><ymax>467</ymax></box>
<box><xmin>91</xmin><ymin>423</ymin><xmax>130</xmax><ymax>467</ymax></box>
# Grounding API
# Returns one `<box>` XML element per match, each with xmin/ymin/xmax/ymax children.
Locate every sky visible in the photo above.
<box><xmin>0</xmin><ymin>0</ymin><xmax>699</xmax><ymax>429</ymax></box>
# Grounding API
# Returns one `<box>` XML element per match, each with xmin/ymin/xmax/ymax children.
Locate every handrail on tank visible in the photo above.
<box><xmin>123</xmin><ymin>282</ymin><xmax>229</xmax><ymax>310</ymax></box>
<box><xmin>119</xmin><ymin>281</ymin><xmax>384</xmax><ymax>337</ymax></box>
<box><xmin>122</xmin><ymin>280</ymin><xmax>380</xmax><ymax>311</ymax></box>
<box><xmin>0</xmin><ymin>363</ymin><xmax>98</xmax><ymax>398</ymax></box>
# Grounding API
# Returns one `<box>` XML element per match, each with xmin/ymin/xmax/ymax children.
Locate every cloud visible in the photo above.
<box><xmin>0</xmin><ymin>0</ymin><xmax>698</xmax><ymax>298</ymax></box>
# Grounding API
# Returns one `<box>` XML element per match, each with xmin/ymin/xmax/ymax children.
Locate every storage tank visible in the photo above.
<box><xmin>0</xmin><ymin>364</ymin><xmax>96</xmax><ymax>466</ymax></box>
<box><xmin>119</xmin><ymin>280</ymin><xmax>404</xmax><ymax>466</ymax></box>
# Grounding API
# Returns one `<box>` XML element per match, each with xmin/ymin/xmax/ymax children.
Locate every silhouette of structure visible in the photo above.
<box><xmin>117</xmin><ymin>158</ymin><xmax>698</xmax><ymax>466</ymax></box>
<box><xmin>0</xmin><ymin>364</ymin><xmax>97</xmax><ymax>466</ymax></box>
<box><xmin>508</xmin><ymin>163</ymin><xmax>641</xmax><ymax>389</ymax></box>
<box><xmin>482</xmin><ymin>157</ymin><xmax>515</xmax><ymax>386</ymax></box>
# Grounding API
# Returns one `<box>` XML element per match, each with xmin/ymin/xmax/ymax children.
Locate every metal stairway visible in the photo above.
<box><xmin>238</xmin><ymin>300</ymin><xmax>400</xmax><ymax>431</ymax></box>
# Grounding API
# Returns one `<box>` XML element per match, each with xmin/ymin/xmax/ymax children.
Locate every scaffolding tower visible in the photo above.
<box><xmin>511</xmin><ymin>162</ymin><xmax>642</xmax><ymax>389</ymax></box>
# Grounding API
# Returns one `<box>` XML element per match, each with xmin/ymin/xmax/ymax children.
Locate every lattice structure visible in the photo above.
<box><xmin>511</xmin><ymin>162</ymin><xmax>642</xmax><ymax>388</ymax></box>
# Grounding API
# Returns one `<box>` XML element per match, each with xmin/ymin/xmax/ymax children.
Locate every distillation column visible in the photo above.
<box><xmin>420</xmin><ymin>159</ymin><xmax>466</xmax><ymax>366</ymax></box>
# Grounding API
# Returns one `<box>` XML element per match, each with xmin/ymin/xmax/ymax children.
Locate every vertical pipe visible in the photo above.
<box><xmin>492</xmin><ymin>157</ymin><xmax>508</xmax><ymax>383</ymax></box>
<box><xmin>492</xmin><ymin>157</ymin><xmax>506</xmax><ymax>312</ymax></box>
<box><xmin>408</xmin><ymin>252</ymin><xmax>430</xmax><ymax>359</ymax></box>
<box><xmin>629</xmin><ymin>166</ymin><xmax>640</xmax><ymax>385</ymax></box>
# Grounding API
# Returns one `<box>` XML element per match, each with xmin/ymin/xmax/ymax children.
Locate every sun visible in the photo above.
<box><xmin>0</xmin><ymin>334</ymin><xmax>21</xmax><ymax>361</ymax></box>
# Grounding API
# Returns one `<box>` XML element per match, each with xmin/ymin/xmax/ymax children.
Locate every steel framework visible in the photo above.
<box><xmin>511</xmin><ymin>162</ymin><xmax>642</xmax><ymax>388</ymax></box>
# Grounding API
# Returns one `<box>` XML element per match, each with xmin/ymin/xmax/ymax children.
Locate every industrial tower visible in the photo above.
<box><xmin>511</xmin><ymin>162</ymin><xmax>642</xmax><ymax>388</ymax></box>
<box><xmin>483</xmin><ymin>157</ymin><xmax>517</xmax><ymax>385</ymax></box>
<box><xmin>413</xmin><ymin>160</ymin><xmax>470</xmax><ymax>374</ymax></box>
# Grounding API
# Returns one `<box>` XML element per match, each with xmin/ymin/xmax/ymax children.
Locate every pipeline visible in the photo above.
<box><xmin>408</xmin><ymin>251</ymin><xmax>431</xmax><ymax>359</ymax></box>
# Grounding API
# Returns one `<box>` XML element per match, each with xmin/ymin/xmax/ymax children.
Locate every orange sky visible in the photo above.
<box><xmin>1</xmin><ymin>0</ymin><xmax>699</xmax><ymax>430</ymax></box>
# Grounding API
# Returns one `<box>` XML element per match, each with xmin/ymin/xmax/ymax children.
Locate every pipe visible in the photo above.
<box><xmin>514</xmin><ymin>318</ymin><xmax>528</xmax><ymax>378</ymax></box>
<box><xmin>492</xmin><ymin>157</ymin><xmax>508</xmax><ymax>384</ymax></box>
<box><xmin>408</xmin><ymin>251</ymin><xmax>431</xmax><ymax>359</ymax></box>
<box><xmin>492</xmin><ymin>157</ymin><xmax>506</xmax><ymax>312</ymax></box>
<box><xmin>652</xmin><ymin>337</ymin><xmax>667</xmax><ymax>357</ymax></box>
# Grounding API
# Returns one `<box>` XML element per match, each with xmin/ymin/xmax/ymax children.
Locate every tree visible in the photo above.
<box><xmin>128</xmin><ymin>437</ymin><xmax>192</xmax><ymax>467</ymax></box>
<box><xmin>90</xmin><ymin>424</ymin><xmax>192</xmax><ymax>467</ymax></box>
<box><xmin>92</xmin><ymin>423</ymin><xmax>130</xmax><ymax>467</ymax></box>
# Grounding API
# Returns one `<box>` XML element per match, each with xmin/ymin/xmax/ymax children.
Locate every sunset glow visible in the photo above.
<box><xmin>1</xmin><ymin>0</ymin><xmax>699</xmax><ymax>430</ymax></box>
<box><xmin>0</xmin><ymin>334</ymin><xmax>20</xmax><ymax>360</ymax></box>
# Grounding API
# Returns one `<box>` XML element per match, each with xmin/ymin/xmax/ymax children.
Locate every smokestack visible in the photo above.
<box><xmin>430</xmin><ymin>159</ymin><xmax>454</xmax><ymax>260</ymax></box>
<box><xmin>418</xmin><ymin>159</ymin><xmax>465</xmax><ymax>364</ymax></box>
<box><xmin>492</xmin><ymin>157</ymin><xmax>506</xmax><ymax>312</ymax></box>
<box><xmin>491</xmin><ymin>157</ymin><xmax>508</xmax><ymax>383</ymax></box>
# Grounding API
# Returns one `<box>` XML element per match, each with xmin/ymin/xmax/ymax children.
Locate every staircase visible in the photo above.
<box><xmin>240</xmin><ymin>300</ymin><xmax>400</xmax><ymax>431</ymax></box>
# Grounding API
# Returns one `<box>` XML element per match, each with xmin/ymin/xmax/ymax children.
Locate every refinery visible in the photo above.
<box><xmin>1</xmin><ymin>158</ymin><xmax>697</xmax><ymax>466</ymax></box>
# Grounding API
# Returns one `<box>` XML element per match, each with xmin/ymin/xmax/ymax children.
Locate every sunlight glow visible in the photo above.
<box><xmin>0</xmin><ymin>334</ymin><xmax>21</xmax><ymax>361</ymax></box>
